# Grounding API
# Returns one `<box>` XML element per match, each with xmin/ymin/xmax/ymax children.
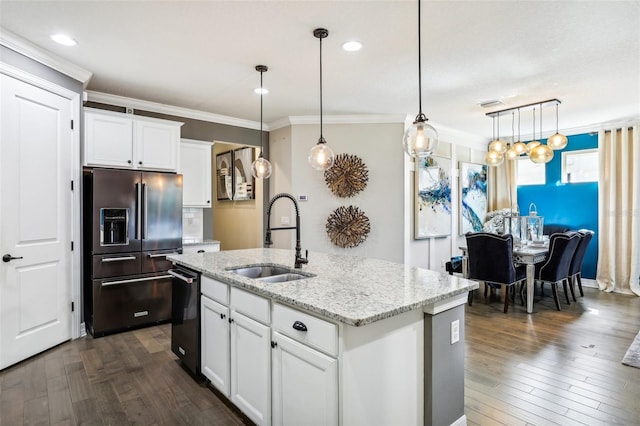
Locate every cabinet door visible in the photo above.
<box><xmin>182</xmin><ymin>243</ymin><xmax>220</xmax><ymax>254</ymax></box>
<box><xmin>201</xmin><ymin>296</ymin><xmax>230</xmax><ymax>395</ymax></box>
<box><xmin>180</xmin><ymin>139</ymin><xmax>213</xmax><ymax>207</ymax></box>
<box><xmin>272</xmin><ymin>332</ymin><xmax>338</xmax><ymax>426</ymax></box>
<box><xmin>230</xmin><ymin>312</ymin><xmax>271</xmax><ymax>426</ymax></box>
<box><xmin>134</xmin><ymin>120</ymin><xmax>180</xmax><ymax>171</ymax></box>
<box><xmin>84</xmin><ymin>110</ymin><xmax>134</xmax><ymax>168</ymax></box>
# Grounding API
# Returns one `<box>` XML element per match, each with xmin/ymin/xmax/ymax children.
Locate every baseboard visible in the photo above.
<box><xmin>582</xmin><ymin>278</ymin><xmax>598</xmax><ymax>289</ymax></box>
<box><xmin>451</xmin><ymin>414</ymin><xmax>467</xmax><ymax>426</ymax></box>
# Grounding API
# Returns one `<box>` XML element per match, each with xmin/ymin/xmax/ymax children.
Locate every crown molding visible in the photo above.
<box><xmin>85</xmin><ymin>91</ymin><xmax>263</xmax><ymax>130</ymax></box>
<box><xmin>0</xmin><ymin>27</ymin><xmax>92</xmax><ymax>85</ymax></box>
<box><xmin>268</xmin><ymin>114</ymin><xmax>407</xmax><ymax>131</ymax></box>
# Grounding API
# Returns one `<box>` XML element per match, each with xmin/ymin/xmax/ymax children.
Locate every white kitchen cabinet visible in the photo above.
<box><xmin>272</xmin><ymin>332</ymin><xmax>338</xmax><ymax>426</ymax></box>
<box><xmin>230</xmin><ymin>310</ymin><xmax>271</xmax><ymax>426</ymax></box>
<box><xmin>84</xmin><ymin>108</ymin><xmax>182</xmax><ymax>171</ymax></box>
<box><xmin>201</xmin><ymin>295</ymin><xmax>230</xmax><ymax>395</ymax></box>
<box><xmin>180</xmin><ymin>139</ymin><xmax>213</xmax><ymax>207</ymax></box>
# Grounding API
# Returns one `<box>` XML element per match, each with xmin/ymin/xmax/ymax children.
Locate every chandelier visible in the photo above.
<box><xmin>485</xmin><ymin>98</ymin><xmax>567</xmax><ymax>166</ymax></box>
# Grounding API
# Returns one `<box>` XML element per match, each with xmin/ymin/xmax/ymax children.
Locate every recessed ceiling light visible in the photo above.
<box><xmin>254</xmin><ymin>88</ymin><xmax>268</xmax><ymax>95</ymax></box>
<box><xmin>50</xmin><ymin>34</ymin><xmax>77</xmax><ymax>46</ymax></box>
<box><xmin>342</xmin><ymin>41</ymin><xmax>362</xmax><ymax>52</ymax></box>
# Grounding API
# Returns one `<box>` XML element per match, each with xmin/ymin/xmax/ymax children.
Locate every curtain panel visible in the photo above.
<box><xmin>488</xmin><ymin>158</ymin><xmax>518</xmax><ymax>213</ymax></box>
<box><xmin>596</xmin><ymin>125</ymin><xmax>640</xmax><ymax>295</ymax></box>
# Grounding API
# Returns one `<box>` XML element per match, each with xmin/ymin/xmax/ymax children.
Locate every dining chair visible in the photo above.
<box><xmin>568</xmin><ymin>229</ymin><xmax>594</xmax><ymax>299</ymax></box>
<box><xmin>465</xmin><ymin>232</ymin><xmax>526</xmax><ymax>313</ymax></box>
<box><xmin>534</xmin><ymin>231</ymin><xmax>581</xmax><ymax>311</ymax></box>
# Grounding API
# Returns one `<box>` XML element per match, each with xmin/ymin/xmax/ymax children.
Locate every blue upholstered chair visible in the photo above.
<box><xmin>465</xmin><ymin>232</ymin><xmax>527</xmax><ymax>313</ymax></box>
<box><xmin>534</xmin><ymin>232</ymin><xmax>581</xmax><ymax>310</ymax></box>
<box><xmin>568</xmin><ymin>229</ymin><xmax>594</xmax><ymax>299</ymax></box>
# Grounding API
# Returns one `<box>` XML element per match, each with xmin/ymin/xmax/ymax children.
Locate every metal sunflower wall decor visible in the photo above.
<box><xmin>326</xmin><ymin>205</ymin><xmax>371</xmax><ymax>248</ymax></box>
<box><xmin>324</xmin><ymin>153</ymin><xmax>368</xmax><ymax>198</ymax></box>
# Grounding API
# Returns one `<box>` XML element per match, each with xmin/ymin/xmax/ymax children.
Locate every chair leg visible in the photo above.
<box><xmin>539</xmin><ymin>282</ymin><xmax>545</xmax><ymax>297</ymax></box>
<box><xmin>503</xmin><ymin>286</ymin><xmax>510</xmax><ymax>313</ymax></box>
<box><xmin>484</xmin><ymin>282</ymin><xmax>488</xmax><ymax>299</ymax></box>
<box><xmin>519</xmin><ymin>283</ymin><xmax>526</xmax><ymax>306</ymax></box>
<box><xmin>551</xmin><ymin>283</ymin><xmax>561</xmax><ymax>311</ymax></box>
<box><xmin>562</xmin><ymin>279</ymin><xmax>571</xmax><ymax>305</ymax></box>
<box><xmin>468</xmin><ymin>289</ymin><xmax>474</xmax><ymax>306</ymax></box>
<box><xmin>568</xmin><ymin>277</ymin><xmax>577</xmax><ymax>302</ymax></box>
<box><xmin>577</xmin><ymin>274</ymin><xmax>584</xmax><ymax>297</ymax></box>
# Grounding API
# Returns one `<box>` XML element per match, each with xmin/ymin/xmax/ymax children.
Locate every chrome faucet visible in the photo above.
<box><xmin>265</xmin><ymin>193</ymin><xmax>308</xmax><ymax>268</ymax></box>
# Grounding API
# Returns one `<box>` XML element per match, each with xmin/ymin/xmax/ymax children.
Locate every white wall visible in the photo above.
<box><xmin>270</xmin><ymin>122</ymin><xmax>405</xmax><ymax>263</ymax></box>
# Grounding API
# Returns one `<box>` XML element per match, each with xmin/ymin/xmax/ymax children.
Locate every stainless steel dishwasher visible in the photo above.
<box><xmin>169</xmin><ymin>266</ymin><xmax>201</xmax><ymax>378</ymax></box>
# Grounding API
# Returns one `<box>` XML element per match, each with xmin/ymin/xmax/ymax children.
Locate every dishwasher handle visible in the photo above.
<box><xmin>168</xmin><ymin>269</ymin><xmax>195</xmax><ymax>284</ymax></box>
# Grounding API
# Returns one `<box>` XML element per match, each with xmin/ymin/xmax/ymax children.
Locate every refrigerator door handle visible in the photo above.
<box><xmin>101</xmin><ymin>274</ymin><xmax>172</xmax><ymax>287</ymax></box>
<box><xmin>101</xmin><ymin>256</ymin><xmax>137</xmax><ymax>263</ymax></box>
<box><xmin>142</xmin><ymin>183</ymin><xmax>148</xmax><ymax>240</ymax></box>
<box><xmin>135</xmin><ymin>182</ymin><xmax>141</xmax><ymax>240</ymax></box>
<box><xmin>168</xmin><ymin>269</ymin><xmax>194</xmax><ymax>284</ymax></box>
<box><xmin>148</xmin><ymin>252</ymin><xmax>180</xmax><ymax>258</ymax></box>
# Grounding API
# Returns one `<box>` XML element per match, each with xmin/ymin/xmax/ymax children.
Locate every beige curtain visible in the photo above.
<box><xmin>596</xmin><ymin>125</ymin><xmax>640</xmax><ymax>295</ymax></box>
<box><xmin>488</xmin><ymin>158</ymin><xmax>518</xmax><ymax>212</ymax></box>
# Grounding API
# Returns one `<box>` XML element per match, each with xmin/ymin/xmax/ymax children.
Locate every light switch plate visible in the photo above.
<box><xmin>281</xmin><ymin>216</ymin><xmax>290</xmax><ymax>225</ymax></box>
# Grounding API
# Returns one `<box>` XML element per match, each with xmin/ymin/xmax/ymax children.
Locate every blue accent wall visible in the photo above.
<box><xmin>517</xmin><ymin>133</ymin><xmax>598</xmax><ymax>279</ymax></box>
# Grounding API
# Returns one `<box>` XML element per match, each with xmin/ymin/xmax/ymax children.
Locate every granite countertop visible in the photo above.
<box><xmin>182</xmin><ymin>239</ymin><xmax>220</xmax><ymax>246</ymax></box>
<box><xmin>167</xmin><ymin>248</ymin><xmax>478</xmax><ymax>327</ymax></box>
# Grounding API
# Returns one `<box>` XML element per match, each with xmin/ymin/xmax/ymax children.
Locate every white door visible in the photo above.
<box><xmin>230</xmin><ymin>311</ymin><xmax>271</xmax><ymax>426</ymax></box>
<box><xmin>201</xmin><ymin>295</ymin><xmax>230</xmax><ymax>395</ymax></box>
<box><xmin>0</xmin><ymin>74</ymin><xmax>73</xmax><ymax>370</ymax></box>
<box><xmin>272</xmin><ymin>332</ymin><xmax>338</xmax><ymax>426</ymax></box>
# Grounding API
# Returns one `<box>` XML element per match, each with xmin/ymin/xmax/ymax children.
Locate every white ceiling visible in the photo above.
<box><xmin>1</xmin><ymin>0</ymin><xmax>639</xmax><ymax>140</ymax></box>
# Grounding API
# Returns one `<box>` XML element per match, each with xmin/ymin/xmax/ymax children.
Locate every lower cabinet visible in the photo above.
<box><xmin>200</xmin><ymin>295</ymin><xmax>230</xmax><ymax>394</ymax></box>
<box><xmin>271</xmin><ymin>332</ymin><xmax>338</xmax><ymax>426</ymax></box>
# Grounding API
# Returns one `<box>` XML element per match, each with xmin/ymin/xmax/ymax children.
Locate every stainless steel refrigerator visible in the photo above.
<box><xmin>83</xmin><ymin>168</ymin><xmax>183</xmax><ymax>336</ymax></box>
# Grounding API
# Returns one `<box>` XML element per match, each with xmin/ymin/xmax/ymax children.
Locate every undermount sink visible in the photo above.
<box><xmin>227</xmin><ymin>264</ymin><xmax>314</xmax><ymax>283</ymax></box>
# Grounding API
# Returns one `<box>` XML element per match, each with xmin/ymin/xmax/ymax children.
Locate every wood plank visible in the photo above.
<box><xmin>24</xmin><ymin>395</ymin><xmax>49</xmax><ymax>426</ymax></box>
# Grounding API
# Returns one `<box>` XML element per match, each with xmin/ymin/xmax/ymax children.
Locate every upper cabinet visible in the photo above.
<box><xmin>84</xmin><ymin>108</ymin><xmax>183</xmax><ymax>172</ymax></box>
<box><xmin>180</xmin><ymin>139</ymin><xmax>213</xmax><ymax>207</ymax></box>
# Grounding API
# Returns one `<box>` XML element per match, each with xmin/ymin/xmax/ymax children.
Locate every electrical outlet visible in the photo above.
<box><xmin>281</xmin><ymin>216</ymin><xmax>290</xmax><ymax>226</ymax></box>
<box><xmin>451</xmin><ymin>320</ymin><xmax>460</xmax><ymax>344</ymax></box>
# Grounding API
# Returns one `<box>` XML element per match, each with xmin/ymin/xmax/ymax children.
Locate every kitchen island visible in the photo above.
<box><xmin>168</xmin><ymin>248</ymin><xmax>478</xmax><ymax>426</ymax></box>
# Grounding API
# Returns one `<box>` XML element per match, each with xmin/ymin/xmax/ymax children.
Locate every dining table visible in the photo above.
<box><xmin>459</xmin><ymin>242</ymin><xmax>549</xmax><ymax>313</ymax></box>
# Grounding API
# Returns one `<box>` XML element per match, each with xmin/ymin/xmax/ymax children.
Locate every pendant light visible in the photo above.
<box><xmin>530</xmin><ymin>104</ymin><xmax>554</xmax><ymax>163</ymax></box>
<box><xmin>488</xmin><ymin>113</ymin><xmax>508</xmax><ymax>154</ymax></box>
<box><xmin>505</xmin><ymin>111</ymin><xmax>520</xmax><ymax>160</ymax></box>
<box><xmin>251</xmin><ymin>65</ymin><xmax>272</xmax><ymax>179</ymax></box>
<box><xmin>547</xmin><ymin>102</ymin><xmax>568</xmax><ymax>150</ymax></box>
<box><xmin>526</xmin><ymin>107</ymin><xmax>541</xmax><ymax>154</ymax></box>
<box><xmin>485</xmin><ymin>116</ymin><xmax>504</xmax><ymax>166</ymax></box>
<box><xmin>308</xmin><ymin>28</ymin><xmax>335</xmax><ymax>171</ymax></box>
<box><xmin>403</xmin><ymin>0</ymin><xmax>438</xmax><ymax>158</ymax></box>
<box><xmin>511</xmin><ymin>109</ymin><xmax>527</xmax><ymax>155</ymax></box>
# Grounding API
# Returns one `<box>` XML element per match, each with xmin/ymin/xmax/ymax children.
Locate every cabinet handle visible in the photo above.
<box><xmin>271</xmin><ymin>341</ymin><xmax>278</xmax><ymax>348</ymax></box>
<box><xmin>128</xmin><ymin>160</ymin><xmax>132</xmax><ymax>164</ymax></box>
<box><xmin>207</xmin><ymin>200</ymin><xmax>210</xmax><ymax>204</ymax></box>
<box><xmin>197</xmin><ymin>250</ymin><xmax>205</xmax><ymax>253</ymax></box>
<box><xmin>220</xmin><ymin>313</ymin><xmax>226</xmax><ymax>320</ymax></box>
<box><xmin>229</xmin><ymin>318</ymin><xmax>234</xmax><ymax>324</ymax></box>
<box><xmin>139</xmin><ymin>161</ymin><xmax>143</xmax><ymax>165</ymax></box>
<box><xmin>292</xmin><ymin>321</ymin><xmax>308</xmax><ymax>332</ymax></box>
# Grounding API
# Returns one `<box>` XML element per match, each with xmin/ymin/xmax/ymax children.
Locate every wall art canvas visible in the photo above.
<box><xmin>216</xmin><ymin>151</ymin><xmax>233</xmax><ymax>201</ymax></box>
<box><xmin>233</xmin><ymin>147</ymin><xmax>255</xmax><ymax>200</ymax></box>
<box><xmin>459</xmin><ymin>162</ymin><xmax>488</xmax><ymax>234</ymax></box>
<box><xmin>415</xmin><ymin>156</ymin><xmax>452</xmax><ymax>239</ymax></box>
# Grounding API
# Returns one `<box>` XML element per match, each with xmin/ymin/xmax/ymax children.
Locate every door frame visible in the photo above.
<box><xmin>1</xmin><ymin>62</ymin><xmax>82</xmax><ymax>339</ymax></box>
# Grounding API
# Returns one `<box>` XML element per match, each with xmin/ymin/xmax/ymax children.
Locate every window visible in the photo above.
<box><xmin>517</xmin><ymin>158</ymin><xmax>546</xmax><ymax>185</ymax></box>
<box><xmin>561</xmin><ymin>149</ymin><xmax>599</xmax><ymax>183</ymax></box>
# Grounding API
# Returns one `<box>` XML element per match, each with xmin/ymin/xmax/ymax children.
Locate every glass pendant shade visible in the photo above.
<box><xmin>526</xmin><ymin>140</ymin><xmax>540</xmax><ymax>154</ymax></box>
<box><xmin>403</xmin><ymin>119</ymin><xmax>438</xmax><ymax>158</ymax></box>
<box><xmin>530</xmin><ymin>144</ymin><xmax>554</xmax><ymax>163</ymax></box>
<box><xmin>512</xmin><ymin>141</ymin><xmax>527</xmax><ymax>155</ymax></box>
<box><xmin>505</xmin><ymin>147</ymin><xmax>520</xmax><ymax>160</ymax></box>
<box><xmin>488</xmin><ymin>138</ymin><xmax>508</xmax><ymax>154</ymax></box>
<box><xmin>308</xmin><ymin>138</ymin><xmax>335</xmax><ymax>171</ymax></box>
<box><xmin>485</xmin><ymin>150</ymin><xmax>504</xmax><ymax>167</ymax></box>
<box><xmin>547</xmin><ymin>132</ymin><xmax>568</xmax><ymax>150</ymax></box>
<box><xmin>251</xmin><ymin>154</ymin><xmax>272</xmax><ymax>179</ymax></box>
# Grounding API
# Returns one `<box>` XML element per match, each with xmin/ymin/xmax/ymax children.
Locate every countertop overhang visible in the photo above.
<box><xmin>167</xmin><ymin>248</ymin><xmax>478</xmax><ymax>327</ymax></box>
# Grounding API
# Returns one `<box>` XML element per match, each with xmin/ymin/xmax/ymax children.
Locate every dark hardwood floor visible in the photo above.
<box><xmin>1</xmin><ymin>286</ymin><xmax>639</xmax><ymax>425</ymax></box>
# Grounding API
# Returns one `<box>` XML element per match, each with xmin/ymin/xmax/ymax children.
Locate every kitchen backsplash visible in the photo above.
<box><xmin>182</xmin><ymin>208</ymin><xmax>203</xmax><ymax>242</ymax></box>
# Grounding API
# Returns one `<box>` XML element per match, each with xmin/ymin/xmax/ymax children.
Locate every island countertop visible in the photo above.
<box><xmin>167</xmin><ymin>248</ymin><xmax>478</xmax><ymax>327</ymax></box>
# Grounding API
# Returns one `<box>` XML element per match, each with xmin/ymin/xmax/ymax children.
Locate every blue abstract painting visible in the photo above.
<box><xmin>460</xmin><ymin>162</ymin><xmax>488</xmax><ymax>234</ymax></box>
<box><xmin>415</xmin><ymin>156</ymin><xmax>452</xmax><ymax>238</ymax></box>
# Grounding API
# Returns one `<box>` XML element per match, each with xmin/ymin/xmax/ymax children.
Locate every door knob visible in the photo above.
<box><xmin>3</xmin><ymin>254</ymin><xmax>23</xmax><ymax>263</ymax></box>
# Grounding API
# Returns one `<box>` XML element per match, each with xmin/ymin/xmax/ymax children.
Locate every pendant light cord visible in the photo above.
<box><xmin>417</xmin><ymin>0</ymin><xmax>422</xmax><ymax>116</ymax></box>
<box><xmin>319</xmin><ymin>34</ymin><xmax>324</xmax><ymax>141</ymax></box>
<box><xmin>260</xmin><ymin>69</ymin><xmax>264</xmax><ymax>154</ymax></box>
